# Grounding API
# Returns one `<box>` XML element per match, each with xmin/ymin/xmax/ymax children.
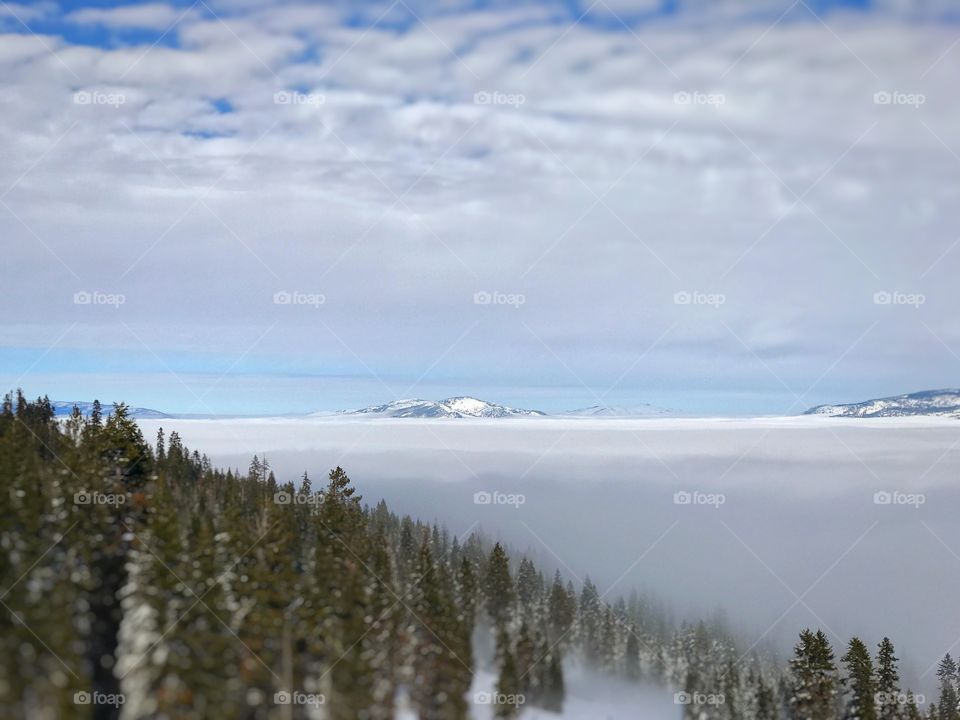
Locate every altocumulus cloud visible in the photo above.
<box><xmin>1</xmin><ymin>0</ymin><xmax>959</xmax><ymax>414</ymax></box>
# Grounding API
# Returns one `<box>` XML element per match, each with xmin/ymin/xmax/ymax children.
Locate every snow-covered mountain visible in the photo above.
<box><xmin>335</xmin><ymin>397</ymin><xmax>546</xmax><ymax>418</ymax></box>
<box><xmin>804</xmin><ymin>389</ymin><xmax>960</xmax><ymax>418</ymax></box>
<box><xmin>563</xmin><ymin>403</ymin><xmax>672</xmax><ymax>417</ymax></box>
<box><xmin>52</xmin><ymin>401</ymin><xmax>170</xmax><ymax>419</ymax></box>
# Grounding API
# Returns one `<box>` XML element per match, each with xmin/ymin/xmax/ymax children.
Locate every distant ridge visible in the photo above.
<box><xmin>52</xmin><ymin>401</ymin><xmax>170</xmax><ymax>420</ymax></box>
<box><xmin>804</xmin><ymin>389</ymin><xmax>960</xmax><ymax>418</ymax></box>
<box><xmin>562</xmin><ymin>403</ymin><xmax>672</xmax><ymax>418</ymax></box>
<box><xmin>329</xmin><ymin>396</ymin><xmax>545</xmax><ymax>418</ymax></box>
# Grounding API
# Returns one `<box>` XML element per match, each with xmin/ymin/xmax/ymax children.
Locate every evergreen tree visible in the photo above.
<box><xmin>841</xmin><ymin>637</ymin><xmax>876</xmax><ymax>720</ymax></box>
<box><xmin>495</xmin><ymin>628</ymin><xmax>522</xmax><ymax>719</ymax></box>
<box><xmin>578</xmin><ymin>577</ymin><xmax>603</xmax><ymax>663</ymax></box>
<box><xmin>938</xmin><ymin>654</ymin><xmax>959</xmax><ymax>720</ymax></box>
<box><xmin>547</xmin><ymin>570</ymin><xmax>575</xmax><ymax>648</ymax></box>
<box><xmin>876</xmin><ymin>637</ymin><xmax>901</xmax><ymax>720</ymax></box>
<box><xmin>542</xmin><ymin>650</ymin><xmax>565</xmax><ymax>713</ymax></box>
<box><xmin>484</xmin><ymin>543</ymin><xmax>515</xmax><ymax>629</ymax></box>
<box><xmin>788</xmin><ymin>629</ymin><xmax>838</xmax><ymax>720</ymax></box>
<box><xmin>625</xmin><ymin>625</ymin><xmax>642</xmax><ymax>680</ymax></box>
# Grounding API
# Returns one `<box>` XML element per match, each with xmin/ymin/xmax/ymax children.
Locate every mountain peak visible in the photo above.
<box><xmin>804</xmin><ymin>388</ymin><xmax>960</xmax><ymax>418</ymax></box>
<box><xmin>336</xmin><ymin>397</ymin><xmax>545</xmax><ymax>418</ymax></box>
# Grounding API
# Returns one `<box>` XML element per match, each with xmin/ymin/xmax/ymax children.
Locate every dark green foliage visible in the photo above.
<box><xmin>938</xmin><ymin>654</ymin><xmax>959</xmax><ymax>720</ymax></box>
<box><xmin>876</xmin><ymin>637</ymin><xmax>901</xmax><ymax>720</ymax></box>
<box><xmin>788</xmin><ymin>629</ymin><xmax>838</xmax><ymax>720</ymax></box>
<box><xmin>483</xmin><ymin>543</ymin><xmax>515</xmax><ymax>629</ymax></box>
<box><xmin>841</xmin><ymin>637</ymin><xmax>876</xmax><ymax>720</ymax></box>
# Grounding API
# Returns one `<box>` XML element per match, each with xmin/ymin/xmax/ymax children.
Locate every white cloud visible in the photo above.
<box><xmin>65</xmin><ymin>3</ymin><xmax>196</xmax><ymax>30</ymax></box>
<box><xmin>0</xmin><ymin>2</ymin><xmax>57</xmax><ymax>23</ymax></box>
<box><xmin>0</xmin><ymin>2</ymin><xmax>958</xmax><ymax>412</ymax></box>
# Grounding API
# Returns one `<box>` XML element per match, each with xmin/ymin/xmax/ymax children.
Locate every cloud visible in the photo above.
<box><xmin>0</xmin><ymin>2</ymin><xmax>57</xmax><ymax>23</ymax></box>
<box><xmin>0</xmin><ymin>1</ymin><xmax>958</xmax><ymax>413</ymax></box>
<box><xmin>65</xmin><ymin>3</ymin><xmax>196</xmax><ymax>30</ymax></box>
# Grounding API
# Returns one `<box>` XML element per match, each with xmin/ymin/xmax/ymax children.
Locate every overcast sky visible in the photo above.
<box><xmin>2</xmin><ymin>0</ymin><xmax>959</xmax><ymax>415</ymax></box>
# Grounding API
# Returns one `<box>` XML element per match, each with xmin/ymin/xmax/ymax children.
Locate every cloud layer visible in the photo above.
<box><xmin>2</xmin><ymin>1</ymin><xmax>959</xmax><ymax>413</ymax></box>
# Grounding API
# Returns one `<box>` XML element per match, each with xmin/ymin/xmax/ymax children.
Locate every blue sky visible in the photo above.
<box><xmin>1</xmin><ymin>0</ymin><xmax>959</xmax><ymax>415</ymax></box>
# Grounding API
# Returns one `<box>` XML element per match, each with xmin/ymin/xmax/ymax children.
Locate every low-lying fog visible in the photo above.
<box><xmin>137</xmin><ymin>415</ymin><xmax>960</xmax><ymax>696</ymax></box>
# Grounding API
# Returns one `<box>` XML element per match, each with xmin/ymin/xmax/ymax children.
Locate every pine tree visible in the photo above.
<box><xmin>155</xmin><ymin>426</ymin><xmax>166</xmax><ymax>461</ymax></box>
<box><xmin>788</xmin><ymin>629</ymin><xmax>838</xmax><ymax>720</ymax></box>
<box><xmin>938</xmin><ymin>654</ymin><xmax>959</xmax><ymax>720</ymax></box>
<box><xmin>578</xmin><ymin>577</ymin><xmax>602</xmax><ymax>663</ymax></box>
<box><xmin>542</xmin><ymin>649</ymin><xmax>565</xmax><ymax>713</ymax></box>
<box><xmin>901</xmin><ymin>690</ymin><xmax>923</xmax><ymax>720</ymax></box>
<box><xmin>547</xmin><ymin>570</ymin><xmax>575</xmax><ymax>648</ymax></box>
<box><xmin>484</xmin><ymin>543</ymin><xmax>515</xmax><ymax>629</ymax></box>
<box><xmin>495</xmin><ymin>628</ymin><xmax>522</xmax><ymax>719</ymax></box>
<box><xmin>625</xmin><ymin>625</ymin><xmax>642</xmax><ymax>680</ymax></box>
<box><xmin>876</xmin><ymin>637</ymin><xmax>901</xmax><ymax>720</ymax></box>
<box><xmin>841</xmin><ymin>637</ymin><xmax>876</xmax><ymax>720</ymax></box>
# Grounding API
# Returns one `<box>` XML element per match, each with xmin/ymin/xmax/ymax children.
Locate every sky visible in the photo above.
<box><xmin>1</xmin><ymin>0</ymin><xmax>959</xmax><ymax>415</ymax></box>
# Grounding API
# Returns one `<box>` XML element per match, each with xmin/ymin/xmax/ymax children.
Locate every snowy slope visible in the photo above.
<box><xmin>804</xmin><ymin>389</ymin><xmax>960</xmax><ymax>418</ymax></box>
<box><xmin>563</xmin><ymin>403</ymin><xmax>672</xmax><ymax>417</ymax></box>
<box><xmin>467</xmin><ymin>667</ymin><xmax>679</xmax><ymax>720</ymax></box>
<box><xmin>332</xmin><ymin>397</ymin><xmax>546</xmax><ymax>418</ymax></box>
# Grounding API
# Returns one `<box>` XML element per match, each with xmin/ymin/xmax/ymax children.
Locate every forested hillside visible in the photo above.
<box><xmin>0</xmin><ymin>392</ymin><xmax>951</xmax><ymax>719</ymax></box>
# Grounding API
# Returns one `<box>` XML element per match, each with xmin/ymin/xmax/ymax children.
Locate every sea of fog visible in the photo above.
<box><xmin>137</xmin><ymin>415</ymin><xmax>960</xmax><ymax>699</ymax></box>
